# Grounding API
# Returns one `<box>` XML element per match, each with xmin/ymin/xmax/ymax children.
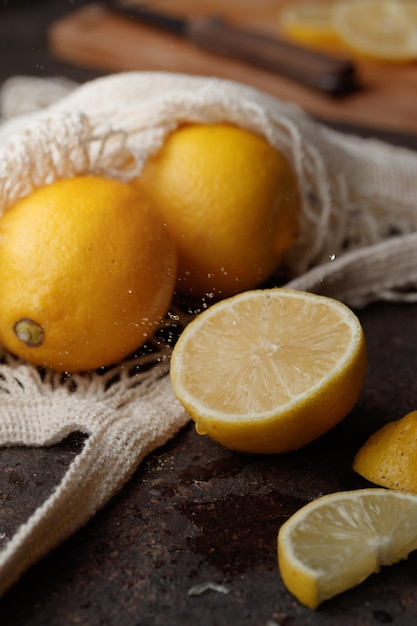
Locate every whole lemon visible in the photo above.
<box><xmin>137</xmin><ymin>123</ymin><xmax>300</xmax><ymax>298</ymax></box>
<box><xmin>0</xmin><ymin>176</ymin><xmax>177</xmax><ymax>372</ymax></box>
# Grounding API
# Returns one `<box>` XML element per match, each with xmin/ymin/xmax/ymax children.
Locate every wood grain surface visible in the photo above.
<box><xmin>48</xmin><ymin>0</ymin><xmax>417</xmax><ymax>134</ymax></box>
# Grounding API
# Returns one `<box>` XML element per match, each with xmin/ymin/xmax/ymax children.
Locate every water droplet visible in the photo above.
<box><xmin>329</xmin><ymin>254</ymin><xmax>336</xmax><ymax>261</ymax></box>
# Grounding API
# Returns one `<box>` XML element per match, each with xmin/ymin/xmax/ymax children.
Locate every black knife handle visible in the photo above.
<box><xmin>187</xmin><ymin>16</ymin><xmax>357</xmax><ymax>95</ymax></box>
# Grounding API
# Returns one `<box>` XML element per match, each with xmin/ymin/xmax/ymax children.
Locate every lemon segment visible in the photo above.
<box><xmin>278</xmin><ymin>488</ymin><xmax>417</xmax><ymax>609</ymax></box>
<box><xmin>170</xmin><ymin>288</ymin><xmax>367</xmax><ymax>454</ymax></box>
<box><xmin>354</xmin><ymin>411</ymin><xmax>417</xmax><ymax>493</ymax></box>
<box><xmin>333</xmin><ymin>0</ymin><xmax>417</xmax><ymax>61</ymax></box>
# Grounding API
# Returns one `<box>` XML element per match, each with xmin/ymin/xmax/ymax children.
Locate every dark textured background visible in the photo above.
<box><xmin>0</xmin><ymin>0</ymin><xmax>99</xmax><ymax>84</ymax></box>
<box><xmin>1</xmin><ymin>3</ymin><xmax>417</xmax><ymax>624</ymax></box>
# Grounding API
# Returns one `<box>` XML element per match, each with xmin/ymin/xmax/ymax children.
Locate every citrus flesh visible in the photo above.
<box><xmin>137</xmin><ymin>123</ymin><xmax>300</xmax><ymax>298</ymax></box>
<box><xmin>279</xmin><ymin>0</ymin><xmax>417</xmax><ymax>61</ymax></box>
<box><xmin>354</xmin><ymin>411</ymin><xmax>417</xmax><ymax>493</ymax></box>
<box><xmin>278</xmin><ymin>488</ymin><xmax>417</xmax><ymax>609</ymax></box>
<box><xmin>333</xmin><ymin>0</ymin><xmax>417</xmax><ymax>61</ymax></box>
<box><xmin>0</xmin><ymin>176</ymin><xmax>177</xmax><ymax>372</ymax></box>
<box><xmin>170</xmin><ymin>288</ymin><xmax>367</xmax><ymax>454</ymax></box>
<box><xmin>279</xmin><ymin>1</ymin><xmax>342</xmax><ymax>49</ymax></box>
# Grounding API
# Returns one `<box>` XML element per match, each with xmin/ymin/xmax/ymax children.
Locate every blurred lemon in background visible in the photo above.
<box><xmin>279</xmin><ymin>1</ymin><xmax>342</xmax><ymax>50</ymax></box>
<box><xmin>333</xmin><ymin>0</ymin><xmax>417</xmax><ymax>61</ymax></box>
<box><xmin>279</xmin><ymin>0</ymin><xmax>417</xmax><ymax>61</ymax></box>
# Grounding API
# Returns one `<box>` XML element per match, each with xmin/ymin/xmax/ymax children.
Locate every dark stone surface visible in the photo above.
<box><xmin>1</xmin><ymin>303</ymin><xmax>417</xmax><ymax>625</ymax></box>
<box><xmin>1</xmin><ymin>3</ymin><xmax>417</xmax><ymax>624</ymax></box>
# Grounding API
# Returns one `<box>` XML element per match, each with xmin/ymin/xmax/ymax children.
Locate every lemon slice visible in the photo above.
<box><xmin>170</xmin><ymin>288</ymin><xmax>367</xmax><ymax>454</ymax></box>
<box><xmin>278</xmin><ymin>488</ymin><xmax>417</xmax><ymax>609</ymax></box>
<box><xmin>333</xmin><ymin>0</ymin><xmax>417</xmax><ymax>61</ymax></box>
<box><xmin>354</xmin><ymin>411</ymin><xmax>417</xmax><ymax>493</ymax></box>
<box><xmin>279</xmin><ymin>1</ymin><xmax>341</xmax><ymax>49</ymax></box>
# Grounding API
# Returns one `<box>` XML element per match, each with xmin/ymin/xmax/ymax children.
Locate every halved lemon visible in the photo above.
<box><xmin>279</xmin><ymin>1</ymin><xmax>342</xmax><ymax>49</ymax></box>
<box><xmin>170</xmin><ymin>288</ymin><xmax>367</xmax><ymax>454</ymax></box>
<box><xmin>333</xmin><ymin>0</ymin><xmax>417</xmax><ymax>61</ymax></box>
<box><xmin>278</xmin><ymin>488</ymin><xmax>417</xmax><ymax>609</ymax></box>
<box><xmin>354</xmin><ymin>411</ymin><xmax>417</xmax><ymax>493</ymax></box>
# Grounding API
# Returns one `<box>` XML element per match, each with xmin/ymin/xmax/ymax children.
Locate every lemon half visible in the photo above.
<box><xmin>170</xmin><ymin>288</ymin><xmax>367</xmax><ymax>454</ymax></box>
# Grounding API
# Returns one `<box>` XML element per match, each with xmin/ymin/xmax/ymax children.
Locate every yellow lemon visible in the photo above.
<box><xmin>333</xmin><ymin>0</ymin><xmax>417</xmax><ymax>61</ymax></box>
<box><xmin>170</xmin><ymin>288</ymin><xmax>367</xmax><ymax>454</ymax></box>
<box><xmin>278</xmin><ymin>488</ymin><xmax>417</xmax><ymax>609</ymax></box>
<box><xmin>353</xmin><ymin>410</ymin><xmax>417</xmax><ymax>493</ymax></box>
<box><xmin>279</xmin><ymin>1</ymin><xmax>342</xmax><ymax>50</ymax></box>
<box><xmin>279</xmin><ymin>0</ymin><xmax>417</xmax><ymax>61</ymax></box>
<box><xmin>0</xmin><ymin>176</ymin><xmax>177</xmax><ymax>372</ymax></box>
<box><xmin>137</xmin><ymin>123</ymin><xmax>300</xmax><ymax>298</ymax></box>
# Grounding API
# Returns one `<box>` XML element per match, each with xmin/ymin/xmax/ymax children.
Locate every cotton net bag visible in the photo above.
<box><xmin>0</xmin><ymin>71</ymin><xmax>417</xmax><ymax>596</ymax></box>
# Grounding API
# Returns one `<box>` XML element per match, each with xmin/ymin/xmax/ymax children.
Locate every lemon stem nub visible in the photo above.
<box><xmin>13</xmin><ymin>318</ymin><xmax>44</xmax><ymax>347</ymax></box>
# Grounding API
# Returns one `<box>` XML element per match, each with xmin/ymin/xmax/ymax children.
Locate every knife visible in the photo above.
<box><xmin>108</xmin><ymin>2</ymin><xmax>357</xmax><ymax>95</ymax></box>
<box><xmin>316</xmin><ymin>117</ymin><xmax>417</xmax><ymax>151</ymax></box>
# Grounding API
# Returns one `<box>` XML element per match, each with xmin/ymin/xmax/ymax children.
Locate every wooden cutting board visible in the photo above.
<box><xmin>48</xmin><ymin>0</ymin><xmax>417</xmax><ymax>136</ymax></box>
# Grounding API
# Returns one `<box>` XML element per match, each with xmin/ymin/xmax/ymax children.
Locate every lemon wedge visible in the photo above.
<box><xmin>278</xmin><ymin>488</ymin><xmax>417</xmax><ymax>609</ymax></box>
<box><xmin>354</xmin><ymin>411</ymin><xmax>417</xmax><ymax>493</ymax></box>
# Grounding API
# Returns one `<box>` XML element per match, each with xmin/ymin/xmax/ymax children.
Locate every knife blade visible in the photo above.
<box><xmin>109</xmin><ymin>2</ymin><xmax>357</xmax><ymax>95</ymax></box>
<box><xmin>316</xmin><ymin>117</ymin><xmax>417</xmax><ymax>151</ymax></box>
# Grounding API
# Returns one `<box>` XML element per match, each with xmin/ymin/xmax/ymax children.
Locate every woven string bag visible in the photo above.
<box><xmin>0</xmin><ymin>71</ymin><xmax>417</xmax><ymax>595</ymax></box>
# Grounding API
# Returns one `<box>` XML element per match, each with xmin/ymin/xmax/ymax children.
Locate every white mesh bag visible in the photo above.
<box><xmin>0</xmin><ymin>71</ymin><xmax>416</xmax><ymax>595</ymax></box>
